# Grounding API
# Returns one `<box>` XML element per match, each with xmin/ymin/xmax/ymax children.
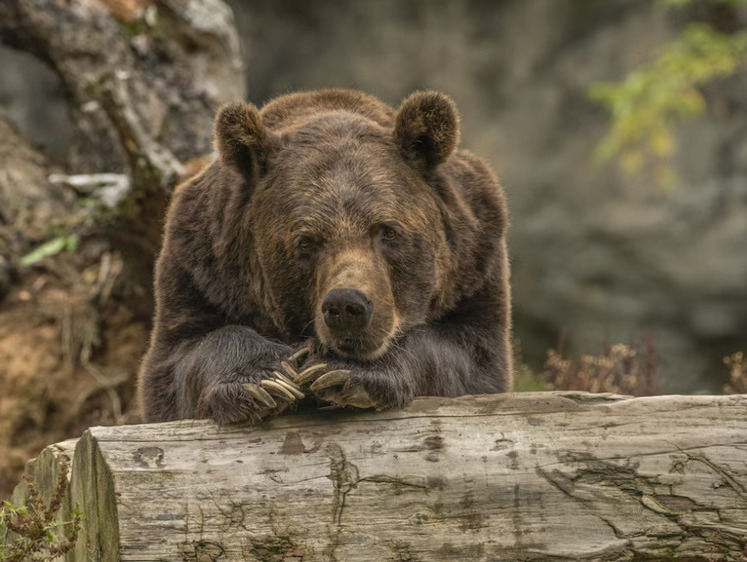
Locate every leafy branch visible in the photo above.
<box><xmin>591</xmin><ymin>1</ymin><xmax>747</xmax><ymax>186</ymax></box>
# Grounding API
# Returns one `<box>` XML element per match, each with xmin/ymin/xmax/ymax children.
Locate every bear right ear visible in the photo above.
<box><xmin>214</xmin><ymin>101</ymin><xmax>269</xmax><ymax>178</ymax></box>
<box><xmin>394</xmin><ymin>91</ymin><xmax>460</xmax><ymax>171</ymax></box>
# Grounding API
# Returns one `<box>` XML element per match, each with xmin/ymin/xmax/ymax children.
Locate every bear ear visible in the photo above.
<box><xmin>214</xmin><ymin>101</ymin><xmax>269</xmax><ymax>178</ymax></box>
<box><xmin>394</xmin><ymin>91</ymin><xmax>460</xmax><ymax>170</ymax></box>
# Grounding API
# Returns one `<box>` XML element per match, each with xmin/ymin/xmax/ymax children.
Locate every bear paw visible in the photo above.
<box><xmin>198</xmin><ymin>361</ymin><xmax>306</xmax><ymax>425</ymax></box>
<box><xmin>293</xmin><ymin>364</ymin><xmax>383</xmax><ymax>410</ymax></box>
<box><xmin>312</xmin><ymin>369</ymin><xmax>378</xmax><ymax>409</ymax></box>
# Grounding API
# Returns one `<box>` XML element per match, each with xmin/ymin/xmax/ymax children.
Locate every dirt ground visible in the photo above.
<box><xmin>0</xmin><ymin>254</ymin><xmax>148</xmax><ymax>499</ymax></box>
<box><xmin>0</xmin><ymin>111</ymin><xmax>151</xmax><ymax>499</ymax></box>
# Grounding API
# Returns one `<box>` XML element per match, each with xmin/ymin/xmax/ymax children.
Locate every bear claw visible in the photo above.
<box><xmin>260</xmin><ymin>379</ymin><xmax>300</xmax><ymax>401</ymax></box>
<box><xmin>309</xmin><ymin>369</ymin><xmax>351</xmax><ymax>391</ymax></box>
<box><xmin>335</xmin><ymin>387</ymin><xmax>376</xmax><ymax>409</ymax></box>
<box><xmin>242</xmin><ymin>383</ymin><xmax>277</xmax><ymax>409</ymax></box>
<box><xmin>270</xmin><ymin>373</ymin><xmax>305</xmax><ymax>399</ymax></box>
<box><xmin>287</xmin><ymin>347</ymin><xmax>311</xmax><ymax>368</ymax></box>
<box><xmin>294</xmin><ymin>363</ymin><xmax>328</xmax><ymax>386</ymax></box>
<box><xmin>272</xmin><ymin>370</ymin><xmax>302</xmax><ymax>391</ymax></box>
<box><xmin>280</xmin><ymin>361</ymin><xmax>298</xmax><ymax>378</ymax></box>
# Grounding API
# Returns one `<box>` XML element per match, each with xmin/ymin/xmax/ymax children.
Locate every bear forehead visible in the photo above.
<box><xmin>270</xmin><ymin>158</ymin><xmax>424</xmax><ymax>235</ymax></box>
<box><xmin>269</xmin><ymin>116</ymin><xmax>424</xmax><ymax>198</ymax></box>
<box><xmin>253</xmin><ymin>110</ymin><xmax>439</xmax><ymax>232</ymax></box>
<box><xmin>289</xmin><ymin>160</ymin><xmax>438</xmax><ymax>231</ymax></box>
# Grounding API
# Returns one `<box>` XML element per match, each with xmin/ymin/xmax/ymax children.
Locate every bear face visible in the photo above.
<box><xmin>216</xmin><ymin>93</ymin><xmax>460</xmax><ymax>361</ymax></box>
<box><xmin>251</xmin><ymin>117</ymin><xmax>449</xmax><ymax>360</ymax></box>
<box><xmin>139</xmin><ymin>89</ymin><xmax>511</xmax><ymax>424</ymax></box>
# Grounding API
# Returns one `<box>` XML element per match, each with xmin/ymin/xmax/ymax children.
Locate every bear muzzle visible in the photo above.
<box><xmin>322</xmin><ymin>288</ymin><xmax>372</xmax><ymax>331</ymax></box>
<box><xmin>320</xmin><ymin>287</ymin><xmax>388</xmax><ymax>359</ymax></box>
<box><xmin>316</xmin><ymin>286</ymin><xmax>398</xmax><ymax>360</ymax></box>
<box><xmin>314</xmin><ymin>248</ymin><xmax>399</xmax><ymax>360</ymax></box>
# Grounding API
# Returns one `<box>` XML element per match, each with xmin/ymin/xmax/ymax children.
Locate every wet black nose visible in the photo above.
<box><xmin>322</xmin><ymin>289</ymin><xmax>372</xmax><ymax>331</ymax></box>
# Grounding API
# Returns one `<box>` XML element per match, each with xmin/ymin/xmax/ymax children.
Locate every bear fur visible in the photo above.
<box><xmin>139</xmin><ymin>89</ymin><xmax>512</xmax><ymax>424</ymax></box>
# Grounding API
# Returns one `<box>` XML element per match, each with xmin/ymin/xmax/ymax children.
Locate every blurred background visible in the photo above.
<box><xmin>0</xmin><ymin>0</ymin><xmax>745</xmax><ymax>498</ymax></box>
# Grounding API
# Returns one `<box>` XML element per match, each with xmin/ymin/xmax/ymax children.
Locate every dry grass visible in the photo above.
<box><xmin>723</xmin><ymin>351</ymin><xmax>747</xmax><ymax>394</ymax></box>
<box><xmin>541</xmin><ymin>338</ymin><xmax>661</xmax><ymax>396</ymax></box>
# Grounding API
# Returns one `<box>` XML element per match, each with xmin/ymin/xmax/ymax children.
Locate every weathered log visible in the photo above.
<box><xmin>10</xmin><ymin>392</ymin><xmax>747</xmax><ymax>560</ymax></box>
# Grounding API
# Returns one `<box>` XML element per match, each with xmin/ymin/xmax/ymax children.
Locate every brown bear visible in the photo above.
<box><xmin>138</xmin><ymin>89</ymin><xmax>512</xmax><ymax>424</ymax></box>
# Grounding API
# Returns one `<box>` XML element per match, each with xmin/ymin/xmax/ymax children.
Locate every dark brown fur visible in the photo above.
<box><xmin>138</xmin><ymin>89</ymin><xmax>512</xmax><ymax>423</ymax></box>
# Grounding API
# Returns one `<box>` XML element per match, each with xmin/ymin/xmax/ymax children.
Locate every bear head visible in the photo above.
<box><xmin>213</xmin><ymin>91</ymin><xmax>461</xmax><ymax>361</ymax></box>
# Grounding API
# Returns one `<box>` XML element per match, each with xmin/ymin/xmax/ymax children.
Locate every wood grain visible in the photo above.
<box><xmin>12</xmin><ymin>392</ymin><xmax>747</xmax><ymax>560</ymax></box>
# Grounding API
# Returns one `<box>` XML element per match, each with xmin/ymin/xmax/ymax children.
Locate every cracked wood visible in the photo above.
<box><xmin>12</xmin><ymin>392</ymin><xmax>747</xmax><ymax>560</ymax></box>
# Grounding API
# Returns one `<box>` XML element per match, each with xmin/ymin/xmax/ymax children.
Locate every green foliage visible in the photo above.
<box><xmin>591</xmin><ymin>3</ymin><xmax>747</xmax><ymax>186</ymax></box>
<box><xmin>0</xmin><ymin>461</ymin><xmax>80</xmax><ymax>561</ymax></box>
<box><xmin>512</xmin><ymin>340</ymin><xmax>548</xmax><ymax>391</ymax></box>
<box><xmin>19</xmin><ymin>235</ymin><xmax>79</xmax><ymax>267</ymax></box>
<box><xmin>513</xmin><ymin>366</ymin><xmax>547</xmax><ymax>392</ymax></box>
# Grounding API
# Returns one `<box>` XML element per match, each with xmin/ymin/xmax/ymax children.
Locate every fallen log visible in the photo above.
<box><xmin>9</xmin><ymin>392</ymin><xmax>747</xmax><ymax>560</ymax></box>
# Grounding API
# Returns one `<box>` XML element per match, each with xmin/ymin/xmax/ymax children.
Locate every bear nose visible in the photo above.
<box><xmin>322</xmin><ymin>289</ymin><xmax>372</xmax><ymax>331</ymax></box>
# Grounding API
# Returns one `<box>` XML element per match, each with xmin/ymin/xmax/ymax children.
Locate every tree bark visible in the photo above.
<box><xmin>0</xmin><ymin>0</ymin><xmax>243</xmax><ymax>171</ymax></box>
<box><xmin>0</xmin><ymin>0</ymin><xmax>244</xmax><ymax>307</ymax></box>
<box><xmin>10</xmin><ymin>392</ymin><xmax>747</xmax><ymax>561</ymax></box>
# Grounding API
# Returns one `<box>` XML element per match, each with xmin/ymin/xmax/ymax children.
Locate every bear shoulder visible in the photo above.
<box><xmin>443</xmin><ymin>148</ymin><xmax>508</xmax><ymax>237</ymax></box>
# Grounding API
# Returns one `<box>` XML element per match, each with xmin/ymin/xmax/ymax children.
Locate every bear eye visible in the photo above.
<box><xmin>380</xmin><ymin>225</ymin><xmax>398</xmax><ymax>241</ymax></box>
<box><xmin>295</xmin><ymin>235</ymin><xmax>318</xmax><ymax>254</ymax></box>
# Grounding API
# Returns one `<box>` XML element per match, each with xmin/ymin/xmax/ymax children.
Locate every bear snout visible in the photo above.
<box><xmin>322</xmin><ymin>288</ymin><xmax>372</xmax><ymax>331</ymax></box>
<box><xmin>313</xmin><ymin>247</ymin><xmax>399</xmax><ymax>360</ymax></box>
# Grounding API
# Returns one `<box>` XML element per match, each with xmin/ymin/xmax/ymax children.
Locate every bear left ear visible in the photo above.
<box><xmin>394</xmin><ymin>91</ymin><xmax>460</xmax><ymax>170</ymax></box>
<box><xmin>214</xmin><ymin>101</ymin><xmax>270</xmax><ymax>178</ymax></box>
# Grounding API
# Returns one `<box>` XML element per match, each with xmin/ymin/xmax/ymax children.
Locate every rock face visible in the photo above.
<box><xmin>2</xmin><ymin>0</ymin><xmax>745</xmax><ymax>391</ymax></box>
